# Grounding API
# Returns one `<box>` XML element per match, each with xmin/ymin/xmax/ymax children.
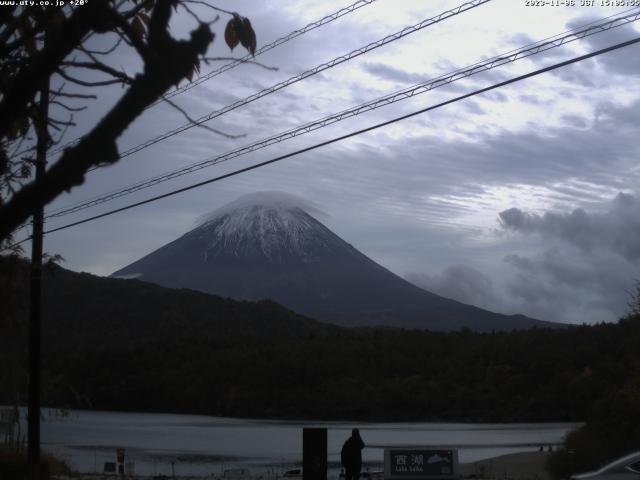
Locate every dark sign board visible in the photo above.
<box><xmin>384</xmin><ymin>449</ymin><xmax>458</xmax><ymax>479</ymax></box>
<box><xmin>303</xmin><ymin>427</ymin><xmax>327</xmax><ymax>480</ymax></box>
<box><xmin>104</xmin><ymin>462</ymin><xmax>117</xmax><ymax>473</ymax></box>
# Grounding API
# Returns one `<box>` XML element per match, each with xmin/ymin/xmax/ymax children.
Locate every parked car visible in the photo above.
<box><xmin>572</xmin><ymin>451</ymin><xmax>640</xmax><ymax>480</ymax></box>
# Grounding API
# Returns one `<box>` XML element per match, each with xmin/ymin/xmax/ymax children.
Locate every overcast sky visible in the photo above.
<box><xmin>30</xmin><ymin>0</ymin><xmax>640</xmax><ymax>325</ymax></box>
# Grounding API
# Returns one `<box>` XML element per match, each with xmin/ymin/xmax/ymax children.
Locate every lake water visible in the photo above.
<box><xmin>33</xmin><ymin>409</ymin><xmax>579</xmax><ymax>477</ymax></box>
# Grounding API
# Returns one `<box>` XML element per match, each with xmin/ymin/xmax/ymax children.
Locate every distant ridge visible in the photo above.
<box><xmin>113</xmin><ymin>191</ymin><xmax>556</xmax><ymax>331</ymax></box>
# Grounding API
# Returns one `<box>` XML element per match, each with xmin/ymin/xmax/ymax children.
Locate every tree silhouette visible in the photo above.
<box><xmin>0</xmin><ymin>0</ymin><xmax>257</xmax><ymax>245</ymax></box>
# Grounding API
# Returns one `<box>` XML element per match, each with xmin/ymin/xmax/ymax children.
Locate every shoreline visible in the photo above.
<box><xmin>50</xmin><ymin>452</ymin><xmax>553</xmax><ymax>480</ymax></box>
<box><xmin>460</xmin><ymin>451</ymin><xmax>552</xmax><ymax>480</ymax></box>
<box><xmin>25</xmin><ymin>405</ymin><xmax>583</xmax><ymax>425</ymax></box>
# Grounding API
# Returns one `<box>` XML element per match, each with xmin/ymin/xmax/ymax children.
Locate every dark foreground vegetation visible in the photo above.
<box><xmin>0</xmin><ymin>449</ymin><xmax>71</xmax><ymax>479</ymax></box>
<box><xmin>2</xmin><ymin>256</ymin><xmax>639</xmax><ymax>476</ymax></box>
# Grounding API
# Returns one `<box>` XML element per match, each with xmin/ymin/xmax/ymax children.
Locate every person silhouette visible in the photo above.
<box><xmin>341</xmin><ymin>429</ymin><xmax>365</xmax><ymax>480</ymax></box>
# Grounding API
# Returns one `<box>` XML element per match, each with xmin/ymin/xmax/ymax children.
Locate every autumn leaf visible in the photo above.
<box><xmin>139</xmin><ymin>13</ymin><xmax>151</xmax><ymax>28</ymax></box>
<box><xmin>50</xmin><ymin>9</ymin><xmax>66</xmax><ymax>27</ymax></box>
<box><xmin>17</xmin><ymin>17</ymin><xmax>37</xmax><ymax>55</ymax></box>
<box><xmin>239</xmin><ymin>17</ymin><xmax>257</xmax><ymax>56</ymax></box>
<box><xmin>225</xmin><ymin>16</ymin><xmax>239</xmax><ymax>51</ymax></box>
<box><xmin>225</xmin><ymin>14</ymin><xmax>256</xmax><ymax>56</ymax></box>
<box><xmin>131</xmin><ymin>16</ymin><xmax>145</xmax><ymax>40</ymax></box>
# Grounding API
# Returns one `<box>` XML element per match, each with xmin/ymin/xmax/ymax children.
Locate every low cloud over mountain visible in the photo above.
<box><xmin>496</xmin><ymin>193</ymin><xmax>640</xmax><ymax>323</ymax></box>
<box><xmin>499</xmin><ymin>192</ymin><xmax>640</xmax><ymax>261</ymax></box>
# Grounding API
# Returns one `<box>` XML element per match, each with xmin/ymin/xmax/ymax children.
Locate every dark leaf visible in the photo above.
<box><xmin>18</xmin><ymin>17</ymin><xmax>37</xmax><ymax>55</ymax></box>
<box><xmin>239</xmin><ymin>17</ymin><xmax>256</xmax><ymax>56</ymax></box>
<box><xmin>225</xmin><ymin>17</ymin><xmax>239</xmax><ymax>51</ymax></box>
<box><xmin>20</xmin><ymin>164</ymin><xmax>31</xmax><ymax>178</ymax></box>
<box><xmin>225</xmin><ymin>15</ymin><xmax>257</xmax><ymax>56</ymax></box>
<box><xmin>50</xmin><ymin>9</ymin><xmax>66</xmax><ymax>27</ymax></box>
<box><xmin>19</xmin><ymin>116</ymin><xmax>29</xmax><ymax>136</ymax></box>
<box><xmin>139</xmin><ymin>13</ymin><xmax>151</xmax><ymax>28</ymax></box>
<box><xmin>131</xmin><ymin>16</ymin><xmax>144</xmax><ymax>40</ymax></box>
<box><xmin>8</xmin><ymin>120</ymin><xmax>20</xmax><ymax>140</ymax></box>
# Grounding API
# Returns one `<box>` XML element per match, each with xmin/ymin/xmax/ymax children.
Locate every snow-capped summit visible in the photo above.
<box><xmin>199</xmin><ymin>191</ymin><xmax>324</xmax><ymax>221</ymax></box>
<box><xmin>193</xmin><ymin>191</ymin><xmax>333</xmax><ymax>262</ymax></box>
<box><xmin>112</xmin><ymin>192</ymin><xmax>553</xmax><ymax>331</ymax></box>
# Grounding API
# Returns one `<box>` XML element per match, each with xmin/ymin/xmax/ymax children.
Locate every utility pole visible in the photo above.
<box><xmin>28</xmin><ymin>76</ymin><xmax>49</xmax><ymax>480</ymax></box>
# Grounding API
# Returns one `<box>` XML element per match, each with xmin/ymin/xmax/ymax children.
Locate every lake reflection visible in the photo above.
<box><xmin>38</xmin><ymin>409</ymin><xmax>579</xmax><ymax>476</ymax></box>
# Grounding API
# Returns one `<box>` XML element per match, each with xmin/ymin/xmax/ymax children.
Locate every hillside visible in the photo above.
<box><xmin>2</xmin><ymin>256</ymin><xmax>640</xmax><ymax>422</ymax></box>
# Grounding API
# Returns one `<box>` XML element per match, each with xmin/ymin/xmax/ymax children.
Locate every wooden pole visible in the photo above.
<box><xmin>28</xmin><ymin>76</ymin><xmax>49</xmax><ymax>480</ymax></box>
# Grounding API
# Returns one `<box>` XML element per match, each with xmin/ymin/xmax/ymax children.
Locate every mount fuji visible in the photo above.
<box><xmin>112</xmin><ymin>192</ymin><xmax>553</xmax><ymax>331</ymax></box>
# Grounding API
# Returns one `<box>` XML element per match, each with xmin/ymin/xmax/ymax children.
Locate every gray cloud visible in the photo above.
<box><xmin>518</xmin><ymin>94</ymin><xmax>542</xmax><ymax>105</ymax></box>
<box><xmin>463</xmin><ymin>100</ymin><xmax>485</xmax><ymax>115</ymax></box>
<box><xmin>501</xmin><ymin>246</ymin><xmax>636</xmax><ymax>324</ymax></box>
<box><xmin>496</xmin><ymin>195</ymin><xmax>640</xmax><ymax>323</ymax></box>
<box><xmin>567</xmin><ymin>18</ymin><xmax>640</xmax><ymax>77</ymax></box>
<box><xmin>499</xmin><ymin>192</ymin><xmax>640</xmax><ymax>261</ymax></box>
<box><xmin>560</xmin><ymin>114</ymin><xmax>588</xmax><ymax>128</ymax></box>
<box><xmin>552</xmin><ymin>63</ymin><xmax>597</xmax><ymax>87</ymax></box>
<box><xmin>406</xmin><ymin>265</ymin><xmax>500</xmax><ymax>310</ymax></box>
<box><xmin>362</xmin><ymin>62</ymin><xmax>428</xmax><ymax>84</ymax></box>
<box><xmin>486</xmin><ymin>91</ymin><xmax>508</xmax><ymax>103</ymax></box>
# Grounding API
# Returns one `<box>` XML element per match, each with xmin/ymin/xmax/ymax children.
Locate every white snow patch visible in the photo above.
<box><xmin>111</xmin><ymin>273</ymin><xmax>142</xmax><ymax>279</ymax></box>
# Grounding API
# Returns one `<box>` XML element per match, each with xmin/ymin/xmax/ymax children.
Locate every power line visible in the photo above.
<box><xmin>45</xmin><ymin>10</ymin><xmax>640</xmax><ymax>220</ymax></box>
<box><xmin>48</xmin><ymin>0</ymin><xmax>379</xmax><ymax>157</ymax></box>
<box><xmin>94</xmin><ymin>0</ymin><xmax>493</xmax><ymax>162</ymax></box>
<box><xmin>47</xmin><ymin>0</ymin><xmax>497</xmax><ymax>218</ymax></box>
<box><xmin>155</xmin><ymin>0</ymin><xmax>378</xmax><ymax>105</ymax></box>
<box><xmin>23</xmin><ymin>36</ymin><xmax>638</xmax><ymax>243</ymax></box>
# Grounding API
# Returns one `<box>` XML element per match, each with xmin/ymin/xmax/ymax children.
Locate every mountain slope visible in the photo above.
<box><xmin>113</xmin><ymin>192</ymin><xmax>555</xmax><ymax>331</ymax></box>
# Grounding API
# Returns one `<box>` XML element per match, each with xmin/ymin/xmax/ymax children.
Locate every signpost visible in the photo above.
<box><xmin>384</xmin><ymin>449</ymin><xmax>458</xmax><ymax>480</ymax></box>
<box><xmin>116</xmin><ymin>448</ymin><xmax>126</xmax><ymax>476</ymax></box>
<box><xmin>303</xmin><ymin>427</ymin><xmax>327</xmax><ymax>480</ymax></box>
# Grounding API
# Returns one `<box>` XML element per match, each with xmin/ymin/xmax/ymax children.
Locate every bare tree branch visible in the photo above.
<box><xmin>0</xmin><ymin>0</ymin><xmax>114</xmax><ymax>139</ymax></box>
<box><xmin>183</xmin><ymin>0</ymin><xmax>235</xmax><ymax>16</ymax></box>
<box><xmin>202</xmin><ymin>57</ymin><xmax>278</xmax><ymax>71</ymax></box>
<box><xmin>161</xmin><ymin>95</ymin><xmax>247</xmax><ymax>140</ymax></box>
<box><xmin>8</xmin><ymin>137</ymin><xmax>34</xmax><ymax>160</ymax></box>
<box><xmin>50</xmin><ymin>84</ymin><xmax>98</xmax><ymax>100</ymax></box>
<box><xmin>52</xmin><ymin>91</ymin><xmax>98</xmax><ymax>100</ymax></box>
<box><xmin>51</xmin><ymin>120</ymin><xmax>73</xmax><ymax>147</ymax></box>
<box><xmin>0</xmin><ymin>3</ymin><xmax>215</xmax><ymax>240</ymax></box>
<box><xmin>55</xmin><ymin>68</ymin><xmax>127</xmax><ymax>87</ymax></box>
<box><xmin>60</xmin><ymin>61</ymin><xmax>134</xmax><ymax>84</ymax></box>
<box><xmin>111</xmin><ymin>16</ymin><xmax>152</xmax><ymax>62</ymax></box>
<box><xmin>79</xmin><ymin>36</ymin><xmax>123</xmax><ymax>56</ymax></box>
<box><xmin>122</xmin><ymin>1</ymin><xmax>152</xmax><ymax>20</ymax></box>
<box><xmin>48</xmin><ymin>117</ymin><xmax>76</xmax><ymax>128</ymax></box>
<box><xmin>49</xmin><ymin>101</ymin><xmax>88</xmax><ymax>113</ymax></box>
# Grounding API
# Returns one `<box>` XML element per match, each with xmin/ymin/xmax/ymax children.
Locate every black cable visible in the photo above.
<box><xmin>45</xmin><ymin>8</ymin><xmax>640</xmax><ymax>220</ymax></box>
<box><xmin>11</xmin><ymin>36</ymin><xmax>640</xmax><ymax>246</ymax></box>
<box><xmin>47</xmin><ymin>0</ymin><xmax>380</xmax><ymax>157</ymax></box>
